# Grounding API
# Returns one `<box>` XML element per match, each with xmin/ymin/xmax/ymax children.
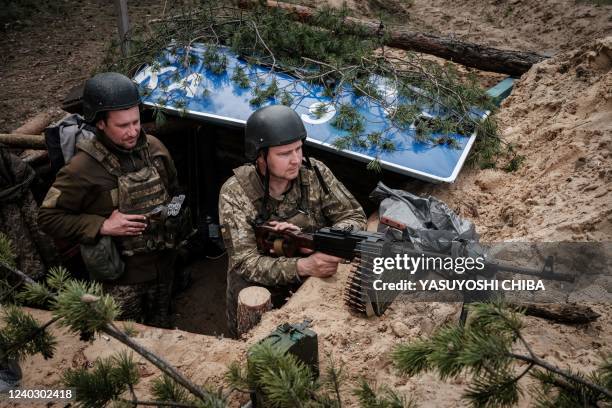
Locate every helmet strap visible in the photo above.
<box><xmin>256</xmin><ymin>149</ymin><xmax>271</xmax><ymax>223</ymax></box>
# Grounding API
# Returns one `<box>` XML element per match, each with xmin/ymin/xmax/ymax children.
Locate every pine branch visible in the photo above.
<box><xmin>0</xmin><ymin>259</ymin><xmax>36</xmax><ymax>285</ymax></box>
<box><xmin>0</xmin><ymin>314</ymin><xmax>59</xmax><ymax>361</ymax></box>
<box><xmin>103</xmin><ymin>2</ymin><xmax>510</xmax><ymax>170</ymax></box>
<box><xmin>101</xmin><ymin>322</ymin><xmax>212</xmax><ymax>403</ymax></box>
<box><xmin>151</xmin><ymin>374</ymin><xmax>190</xmax><ymax>404</ymax></box>
<box><xmin>324</xmin><ymin>357</ymin><xmax>344</xmax><ymax>408</ymax></box>
<box><xmin>509</xmin><ymin>352</ymin><xmax>612</xmax><ymax>399</ymax></box>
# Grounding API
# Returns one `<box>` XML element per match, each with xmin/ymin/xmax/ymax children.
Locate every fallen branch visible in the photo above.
<box><xmin>240</xmin><ymin>0</ymin><xmax>547</xmax><ymax>76</ymax></box>
<box><xmin>0</xmin><ymin>133</ymin><xmax>46</xmax><ymax>149</ymax></box>
<box><xmin>510</xmin><ymin>302</ymin><xmax>600</xmax><ymax>324</ymax></box>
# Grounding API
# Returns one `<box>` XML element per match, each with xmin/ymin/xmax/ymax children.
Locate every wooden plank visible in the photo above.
<box><xmin>114</xmin><ymin>0</ymin><xmax>130</xmax><ymax>57</ymax></box>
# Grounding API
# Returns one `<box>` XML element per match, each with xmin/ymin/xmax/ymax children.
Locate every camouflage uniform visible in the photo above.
<box><xmin>38</xmin><ymin>130</ymin><xmax>178</xmax><ymax>328</ymax></box>
<box><xmin>219</xmin><ymin>158</ymin><xmax>366</xmax><ymax>337</ymax></box>
<box><xmin>0</xmin><ymin>148</ymin><xmax>57</xmax><ymax>281</ymax></box>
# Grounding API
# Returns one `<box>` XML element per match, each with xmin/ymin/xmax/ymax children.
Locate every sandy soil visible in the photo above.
<box><xmin>421</xmin><ymin>36</ymin><xmax>612</xmax><ymax>243</ymax></box>
<box><xmin>2</xmin><ymin>0</ymin><xmax>611</xmax><ymax>407</ymax></box>
<box><xmin>0</xmin><ymin>0</ymin><xmax>166</xmax><ymax>133</ymax></box>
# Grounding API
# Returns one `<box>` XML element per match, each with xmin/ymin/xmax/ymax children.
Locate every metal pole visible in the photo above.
<box><xmin>114</xmin><ymin>0</ymin><xmax>130</xmax><ymax>57</ymax></box>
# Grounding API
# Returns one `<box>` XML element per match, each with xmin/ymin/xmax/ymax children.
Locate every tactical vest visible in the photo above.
<box><xmin>233</xmin><ymin>164</ymin><xmax>318</xmax><ymax>233</ymax></box>
<box><xmin>77</xmin><ymin>138</ymin><xmax>171</xmax><ymax>256</ymax></box>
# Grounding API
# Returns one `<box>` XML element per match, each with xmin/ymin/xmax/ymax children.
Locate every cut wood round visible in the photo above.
<box><xmin>237</xmin><ymin>286</ymin><xmax>272</xmax><ymax>336</ymax></box>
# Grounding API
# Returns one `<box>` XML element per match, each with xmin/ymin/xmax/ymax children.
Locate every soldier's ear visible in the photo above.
<box><xmin>96</xmin><ymin>119</ymin><xmax>106</xmax><ymax>131</ymax></box>
<box><xmin>255</xmin><ymin>151</ymin><xmax>266</xmax><ymax>166</ymax></box>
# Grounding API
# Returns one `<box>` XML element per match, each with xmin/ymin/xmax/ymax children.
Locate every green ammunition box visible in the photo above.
<box><xmin>248</xmin><ymin>321</ymin><xmax>319</xmax><ymax>406</ymax></box>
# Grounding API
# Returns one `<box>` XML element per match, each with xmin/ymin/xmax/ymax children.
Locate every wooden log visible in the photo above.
<box><xmin>510</xmin><ymin>302</ymin><xmax>600</xmax><ymax>324</ymax></box>
<box><xmin>13</xmin><ymin>112</ymin><xmax>54</xmax><ymax>136</ymax></box>
<box><xmin>237</xmin><ymin>286</ymin><xmax>272</xmax><ymax>336</ymax></box>
<box><xmin>239</xmin><ymin>0</ymin><xmax>547</xmax><ymax>76</ymax></box>
<box><xmin>0</xmin><ymin>133</ymin><xmax>46</xmax><ymax>149</ymax></box>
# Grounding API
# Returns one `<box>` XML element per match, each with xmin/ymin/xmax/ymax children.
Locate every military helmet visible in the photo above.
<box><xmin>82</xmin><ymin>72</ymin><xmax>141</xmax><ymax>123</ymax></box>
<box><xmin>244</xmin><ymin>105</ymin><xmax>306</xmax><ymax>161</ymax></box>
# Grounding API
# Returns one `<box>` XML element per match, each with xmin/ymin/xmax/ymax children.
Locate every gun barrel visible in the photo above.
<box><xmin>492</xmin><ymin>261</ymin><xmax>575</xmax><ymax>282</ymax></box>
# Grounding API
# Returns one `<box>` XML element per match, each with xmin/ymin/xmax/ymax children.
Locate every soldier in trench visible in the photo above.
<box><xmin>218</xmin><ymin>105</ymin><xmax>367</xmax><ymax>337</ymax></box>
<box><xmin>38</xmin><ymin>72</ymin><xmax>191</xmax><ymax>328</ymax></box>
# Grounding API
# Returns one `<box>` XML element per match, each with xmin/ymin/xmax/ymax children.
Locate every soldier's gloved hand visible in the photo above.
<box><xmin>297</xmin><ymin>252</ymin><xmax>343</xmax><ymax>278</ymax></box>
<box><xmin>100</xmin><ymin>209</ymin><xmax>147</xmax><ymax>236</ymax></box>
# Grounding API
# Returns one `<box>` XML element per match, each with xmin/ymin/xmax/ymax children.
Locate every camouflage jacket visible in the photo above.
<box><xmin>219</xmin><ymin>158</ymin><xmax>366</xmax><ymax>287</ymax></box>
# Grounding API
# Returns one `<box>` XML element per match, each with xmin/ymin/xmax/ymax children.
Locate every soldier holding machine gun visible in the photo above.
<box><xmin>218</xmin><ymin>105</ymin><xmax>366</xmax><ymax>337</ymax></box>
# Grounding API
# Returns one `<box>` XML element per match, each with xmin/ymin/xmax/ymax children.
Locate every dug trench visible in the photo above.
<box><xmin>147</xmin><ymin>116</ymin><xmax>411</xmax><ymax>338</ymax></box>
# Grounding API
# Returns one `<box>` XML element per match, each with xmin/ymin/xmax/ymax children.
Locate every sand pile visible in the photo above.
<box><xmin>422</xmin><ymin>36</ymin><xmax>612</xmax><ymax>242</ymax></box>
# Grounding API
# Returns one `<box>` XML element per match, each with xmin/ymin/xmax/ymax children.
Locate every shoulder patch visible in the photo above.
<box><xmin>41</xmin><ymin>186</ymin><xmax>62</xmax><ymax>209</ymax></box>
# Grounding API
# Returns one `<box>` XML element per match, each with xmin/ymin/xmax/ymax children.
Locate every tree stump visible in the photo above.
<box><xmin>237</xmin><ymin>286</ymin><xmax>272</xmax><ymax>336</ymax></box>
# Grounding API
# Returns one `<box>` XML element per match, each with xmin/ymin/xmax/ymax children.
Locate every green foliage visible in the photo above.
<box><xmin>313</xmin><ymin>103</ymin><xmax>330</xmax><ymax>119</ymax></box>
<box><xmin>152</xmin><ymin>374</ymin><xmax>190</xmax><ymax>404</ymax></box>
<box><xmin>16</xmin><ymin>266</ymin><xmax>70</xmax><ymax>307</ymax></box>
<box><xmin>16</xmin><ymin>280</ymin><xmax>52</xmax><ymax>306</ymax></box>
<box><xmin>203</xmin><ymin>46</ymin><xmax>228</xmax><ymax>74</ymax></box>
<box><xmin>63</xmin><ymin>351</ymin><xmax>139</xmax><ymax>408</ymax></box>
<box><xmin>247</xmin><ymin>343</ymin><xmax>315</xmax><ymax>407</ymax></box>
<box><xmin>154</xmin><ymin>108</ymin><xmax>167</xmax><ymax>129</ymax></box>
<box><xmin>469</xmin><ymin>115</ymin><xmax>501</xmax><ymax>169</ymax></box>
<box><xmin>151</xmin><ymin>374</ymin><xmax>227</xmax><ymax>408</ymax></box>
<box><xmin>0</xmin><ymin>305</ymin><xmax>56</xmax><ymax>361</ymax></box>
<box><xmin>530</xmin><ymin>366</ymin><xmax>612</xmax><ymax>407</ymax></box>
<box><xmin>122</xmin><ymin>320</ymin><xmax>138</xmax><ymax>338</ymax></box>
<box><xmin>280</xmin><ymin>91</ymin><xmax>294</xmax><ymax>106</ymax></box>
<box><xmin>503</xmin><ymin>154</ymin><xmax>525</xmax><ymax>173</ymax></box>
<box><xmin>228</xmin><ymin>345</ymin><xmax>412</xmax><ymax>407</ymax></box>
<box><xmin>46</xmin><ymin>266</ymin><xmax>71</xmax><ymax>291</ymax></box>
<box><xmin>231</xmin><ymin>65</ymin><xmax>250</xmax><ymax>88</ymax></box>
<box><xmin>601</xmin><ymin>355</ymin><xmax>612</xmax><ymax>391</ymax></box>
<box><xmin>100</xmin><ymin>1</ymin><xmax>513</xmax><ymax>171</ymax></box>
<box><xmin>392</xmin><ymin>301</ymin><xmax>612</xmax><ymax>407</ymax></box>
<box><xmin>464</xmin><ymin>370</ymin><xmax>521</xmax><ymax>407</ymax></box>
<box><xmin>250</xmin><ymin>78</ymin><xmax>280</xmax><ymax>106</ymax></box>
<box><xmin>331</xmin><ymin>104</ymin><xmax>364</xmax><ymax>134</ymax></box>
<box><xmin>354</xmin><ymin>379</ymin><xmax>416</xmax><ymax>408</ymax></box>
<box><xmin>367</xmin><ymin>159</ymin><xmax>383</xmax><ymax>173</ymax></box>
<box><xmin>52</xmin><ymin>280</ymin><xmax>119</xmax><ymax>337</ymax></box>
<box><xmin>353</xmin><ymin>77</ymin><xmax>381</xmax><ymax>99</ymax></box>
<box><xmin>391</xmin><ymin>104</ymin><xmax>421</xmax><ymax>130</ymax></box>
<box><xmin>319</xmin><ymin>354</ymin><xmax>344</xmax><ymax>406</ymax></box>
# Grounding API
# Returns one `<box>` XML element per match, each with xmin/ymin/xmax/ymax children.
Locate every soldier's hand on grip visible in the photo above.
<box><xmin>100</xmin><ymin>209</ymin><xmax>147</xmax><ymax>236</ymax></box>
<box><xmin>297</xmin><ymin>252</ymin><xmax>343</xmax><ymax>278</ymax></box>
<box><xmin>268</xmin><ymin>220</ymin><xmax>301</xmax><ymax>232</ymax></box>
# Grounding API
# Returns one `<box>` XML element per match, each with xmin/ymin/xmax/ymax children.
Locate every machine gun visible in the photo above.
<box><xmin>255</xmin><ymin>223</ymin><xmax>386</xmax><ymax>259</ymax></box>
<box><xmin>254</xmin><ymin>222</ymin><xmax>575</xmax><ymax>318</ymax></box>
